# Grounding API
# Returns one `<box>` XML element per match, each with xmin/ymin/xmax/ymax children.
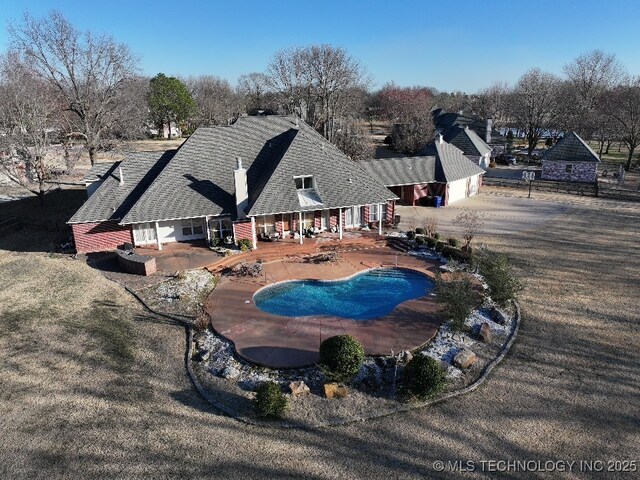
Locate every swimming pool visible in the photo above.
<box><xmin>253</xmin><ymin>268</ymin><xmax>434</xmax><ymax>320</ymax></box>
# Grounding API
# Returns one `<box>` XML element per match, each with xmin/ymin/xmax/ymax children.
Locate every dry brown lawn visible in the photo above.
<box><xmin>0</xmin><ymin>189</ymin><xmax>638</xmax><ymax>479</ymax></box>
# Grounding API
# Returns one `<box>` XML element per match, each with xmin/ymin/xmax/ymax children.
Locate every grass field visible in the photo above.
<box><xmin>0</xmin><ymin>188</ymin><xmax>638</xmax><ymax>478</ymax></box>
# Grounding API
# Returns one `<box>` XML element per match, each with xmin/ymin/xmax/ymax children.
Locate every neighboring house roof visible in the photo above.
<box><xmin>82</xmin><ymin>162</ymin><xmax>118</xmax><ymax>183</ymax></box>
<box><xmin>361</xmin><ymin>138</ymin><xmax>485</xmax><ymax>187</ymax></box>
<box><xmin>70</xmin><ymin>116</ymin><xmax>397</xmax><ymax>225</ymax></box>
<box><xmin>443</xmin><ymin>125</ymin><xmax>492</xmax><ymax>157</ymax></box>
<box><xmin>433</xmin><ymin>108</ymin><xmax>505</xmax><ymax>143</ymax></box>
<box><xmin>68</xmin><ymin>151</ymin><xmax>176</xmax><ymax>224</ymax></box>
<box><xmin>542</xmin><ymin>131</ymin><xmax>601</xmax><ymax>163</ymax></box>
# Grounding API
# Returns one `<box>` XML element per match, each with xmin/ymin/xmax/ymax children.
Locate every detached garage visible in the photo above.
<box><xmin>360</xmin><ymin>135</ymin><xmax>485</xmax><ymax>207</ymax></box>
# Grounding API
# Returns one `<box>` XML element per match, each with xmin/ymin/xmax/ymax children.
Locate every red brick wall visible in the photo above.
<box><xmin>233</xmin><ymin>220</ymin><xmax>254</xmax><ymax>243</ymax></box>
<box><xmin>72</xmin><ymin>221</ymin><xmax>133</xmax><ymax>254</ymax></box>
<box><xmin>314</xmin><ymin>210</ymin><xmax>322</xmax><ymax>229</ymax></box>
<box><xmin>363</xmin><ymin>206</ymin><xmax>370</xmax><ymax>224</ymax></box>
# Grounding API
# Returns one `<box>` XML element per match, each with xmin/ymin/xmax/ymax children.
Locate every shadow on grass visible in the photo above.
<box><xmin>0</xmin><ymin>188</ymin><xmax>86</xmax><ymax>253</ymax></box>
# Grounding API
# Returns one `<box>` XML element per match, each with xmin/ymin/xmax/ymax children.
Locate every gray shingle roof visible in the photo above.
<box><xmin>422</xmin><ymin>139</ymin><xmax>486</xmax><ymax>182</ymax></box>
<box><xmin>542</xmin><ymin>131</ymin><xmax>601</xmax><ymax>163</ymax></box>
<box><xmin>72</xmin><ymin>116</ymin><xmax>396</xmax><ymax>225</ymax></box>
<box><xmin>358</xmin><ymin>157</ymin><xmax>437</xmax><ymax>186</ymax></box>
<box><xmin>443</xmin><ymin>125</ymin><xmax>492</xmax><ymax>157</ymax></box>
<box><xmin>82</xmin><ymin>162</ymin><xmax>118</xmax><ymax>183</ymax></box>
<box><xmin>361</xmin><ymin>139</ymin><xmax>485</xmax><ymax>188</ymax></box>
<box><xmin>68</xmin><ymin>151</ymin><xmax>176</xmax><ymax>224</ymax></box>
<box><xmin>246</xmin><ymin>120</ymin><xmax>397</xmax><ymax>216</ymax></box>
<box><xmin>433</xmin><ymin>108</ymin><xmax>505</xmax><ymax>143</ymax></box>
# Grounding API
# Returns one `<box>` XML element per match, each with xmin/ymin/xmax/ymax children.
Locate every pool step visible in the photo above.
<box><xmin>386</xmin><ymin>237</ymin><xmax>412</xmax><ymax>253</ymax></box>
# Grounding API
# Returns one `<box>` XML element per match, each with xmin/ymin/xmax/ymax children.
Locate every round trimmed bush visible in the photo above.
<box><xmin>415</xmin><ymin>236</ymin><xmax>426</xmax><ymax>245</ymax></box>
<box><xmin>403</xmin><ymin>355</ymin><xmax>446</xmax><ymax>399</ymax></box>
<box><xmin>237</xmin><ymin>238</ymin><xmax>252</xmax><ymax>252</ymax></box>
<box><xmin>433</xmin><ymin>232</ymin><xmax>441</xmax><ymax>240</ymax></box>
<box><xmin>254</xmin><ymin>381</ymin><xmax>288</xmax><ymax>419</ymax></box>
<box><xmin>415</xmin><ymin>227</ymin><xmax>426</xmax><ymax>235</ymax></box>
<box><xmin>319</xmin><ymin>335</ymin><xmax>365</xmax><ymax>383</ymax></box>
<box><xmin>406</xmin><ymin>231</ymin><xmax>416</xmax><ymax>240</ymax></box>
<box><xmin>425</xmin><ymin>237</ymin><xmax>437</xmax><ymax>248</ymax></box>
<box><xmin>448</xmin><ymin>237</ymin><xmax>460</xmax><ymax>247</ymax></box>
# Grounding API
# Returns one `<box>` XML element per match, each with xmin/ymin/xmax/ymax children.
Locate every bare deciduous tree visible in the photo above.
<box><xmin>237</xmin><ymin>72</ymin><xmax>275</xmax><ymax>113</ymax></box>
<box><xmin>185</xmin><ymin>75</ymin><xmax>241</xmax><ymax>127</ymax></box>
<box><xmin>266</xmin><ymin>45</ymin><xmax>369</xmax><ymax>141</ymax></box>
<box><xmin>605</xmin><ymin>76</ymin><xmax>640</xmax><ymax>171</ymax></box>
<box><xmin>0</xmin><ymin>54</ymin><xmax>59</xmax><ymax>204</ymax></box>
<box><xmin>475</xmin><ymin>81</ymin><xmax>511</xmax><ymax>130</ymax></box>
<box><xmin>562</xmin><ymin>50</ymin><xmax>624</xmax><ymax>139</ymax></box>
<box><xmin>8</xmin><ymin>11</ymin><xmax>141</xmax><ymax>165</ymax></box>
<box><xmin>453</xmin><ymin>210</ymin><xmax>484</xmax><ymax>249</ymax></box>
<box><xmin>508</xmin><ymin>68</ymin><xmax>560</xmax><ymax>157</ymax></box>
<box><xmin>376</xmin><ymin>83</ymin><xmax>435</xmax><ymax>154</ymax></box>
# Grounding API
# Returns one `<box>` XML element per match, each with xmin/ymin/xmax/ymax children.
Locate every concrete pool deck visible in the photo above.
<box><xmin>205</xmin><ymin>247</ymin><xmax>445</xmax><ymax>368</ymax></box>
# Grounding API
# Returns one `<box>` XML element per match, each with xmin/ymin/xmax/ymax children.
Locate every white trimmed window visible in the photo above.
<box><xmin>181</xmin><ymin>219</ymin><xmax>203</xmax><ymax>236</ymax></box>
<box><xmin>369</xmin><ymin>204</ymin><xmax>380</xmax><ymax>222</ymax></box>
<box><xmin>256</xmin><ymin>215</ymin><xmax>276</xmax><ymax>233</ymax></box>
<box><xmin>294</xmin><ymin>176</ymin><xmax>314</xmax><ymax>190</ymax></box>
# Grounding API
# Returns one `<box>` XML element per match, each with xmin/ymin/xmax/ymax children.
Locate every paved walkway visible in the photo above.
<box><xmin>206</xmin><ymin>247</ymin><xmax>444</xmax><ymax>368</ymax></box>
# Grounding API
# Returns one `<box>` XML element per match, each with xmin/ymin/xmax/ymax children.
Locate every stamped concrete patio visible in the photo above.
<box><xmin>205</xmin><ymin>247</ymin><xmax>444</xmax><ymax>368</ymax></box>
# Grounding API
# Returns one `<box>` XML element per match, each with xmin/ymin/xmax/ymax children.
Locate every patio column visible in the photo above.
<box><xmin>378</xmin><ymin>204</ymin><xmax>383</xmax><ymax>235</ymax></box>
<box><xmin>154</xmin><ymin>221</ymin><xmax>162</xmax><ymax>251</ymax></box>
<box><xmin>338</xmin><ymin>207</ymin><xmax>343</xmax><ymax>240</ymax></box>
<box><xmin>205</xmin><ymin>216</ymin><xmax>211</xmax><ymax>246</ymax></box>
<box><xmin>250</xmin><ymin>216</ymin><xmax>257</xmax><ymax>250</ymax></box>
<box><xmin>298</xmin><ymin>211</ymin><xmax>303</xmax><ymax>244</ymax></box>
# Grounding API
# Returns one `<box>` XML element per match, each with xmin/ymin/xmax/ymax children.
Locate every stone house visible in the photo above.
<box><xmin>541</xmin><ymin>132</ymin><xmax>601</xmax><ymax>183</ymax></box>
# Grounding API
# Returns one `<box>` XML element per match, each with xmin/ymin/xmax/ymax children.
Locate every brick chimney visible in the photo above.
<box><xmin>486</xmin><ymin>118</ymin><xmax>493</xmax><ymax>144</ymax></box>
<box><xmin>233</xmin><ymin>157</ymin><xmax>248</xmax><ymax>220</ymax></box>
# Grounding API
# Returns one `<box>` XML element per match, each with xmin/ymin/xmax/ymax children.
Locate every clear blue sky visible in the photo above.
<box><xmin>1</xmin><ymin>0</ymin><xmax>639</xmax><ymax>92</ymax></box>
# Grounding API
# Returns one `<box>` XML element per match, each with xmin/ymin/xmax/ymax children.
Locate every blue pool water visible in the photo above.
<box><xmin>253</xmin><ymin>268</ymin><xmax>434</xmax><ymax>320</ymax></box>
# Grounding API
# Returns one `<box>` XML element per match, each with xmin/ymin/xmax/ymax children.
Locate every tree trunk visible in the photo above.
<box><xmin>88</xmin><ymin>145</ymin><xmax>96</xmax><ymax>166</ymax></box>
<box><xmin>605</xmin><ymin>139</ymin><xmax>612</xmax><ymax>155</ymax></box>
<box><xmin>167</xmin><ymin>119</ymin><xmax>172</xmax><ymax>140</ymax></box>
<box><xmin>38</xmin><ymin>181</ymin><xmax>46</xmax><ymax>206</ymax></box>
<box><xmin>625</xmin><ymin>146</ymin><xmax>635</xmax><ymax>171</ymax></box>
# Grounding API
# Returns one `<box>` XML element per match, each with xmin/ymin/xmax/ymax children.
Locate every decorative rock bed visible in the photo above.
<box><xmin>187</xmin><ymin>247</ymin><xmax>519</xmax><ymax>428</ymax></box>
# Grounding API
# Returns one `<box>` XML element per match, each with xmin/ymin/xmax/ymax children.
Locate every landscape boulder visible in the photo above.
<box><xmin>289</xmin><ymin>380</ymin><xmax>311</xmax><ymax>398</ymax></box>
<box><xmin>323</xmin><ymin>382</ymin><xmax>348</xmax><ymax>399</ymax></box>
<box><xmin>400</xmin><ymin>350</ymin><xmax>413</xmax><ymax>363</ymax></box>
<box><xmin>221</xmin><ymin>365</ymin><xmax>240</xmax><ymax>379</ymax></box>
<box><xmin>454</xmin><ymin>349</ymin><xmax>477</xmax><ymax>369</ymax></box>
<box><xmin>478</xmin><ymin>323</ymin><xmax>492</xmax><ymax>343</ymax></box>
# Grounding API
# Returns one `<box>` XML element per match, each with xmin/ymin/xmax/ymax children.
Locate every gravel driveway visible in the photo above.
<box><xmin>1</xmin><ymin>188</ymin><xmax>638</xmax><ymax>479</ymax></box>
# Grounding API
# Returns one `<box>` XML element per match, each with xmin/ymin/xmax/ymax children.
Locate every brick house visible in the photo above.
<box><xmin>68</xmin><ymin>116</ymin><xmax>397</xmax><ymax>253</ymax></box>
<box><xmin>359</xmin><ymin>134</ymin><xmax>485</xmax><ymax>207</ymax></box>
<box><xmin>541</xmin><ymin>132</ymin><xmax>601</xmax><ymax>183</ymax></box>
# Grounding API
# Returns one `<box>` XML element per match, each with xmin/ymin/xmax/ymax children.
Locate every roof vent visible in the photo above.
<box><xmin>438</xmin><ymin>133</ymin><xmax>444</xmax><ymax>145</ymax></box>
<box><xmin>118</xmin><ymin>165</ymin><xmax>124</xmax><ymax>186</ymax></box>
<box><xmin>294</xmin><ymin>117</ymin><xmax>299</xmax><ymax>128</ymax></box>
<box><xmin>236</xmin><ymin>157</ymin><xmax>243</xmax><ymax>169</ymax></box>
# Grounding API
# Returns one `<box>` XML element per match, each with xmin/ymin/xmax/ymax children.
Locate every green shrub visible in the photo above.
<box><xmin>403</xmin><ymin>355</ymin><xmax>446</xmax><ymax>399</ymax></box>
<box><xmin>210</xmin><ymin>237</ymin><xmax>221</xmax><ymax>248</ymax></box>
<box><xmin>434</xmin><ymin>241</ymin><xmax>446</xmax><ymax>252</ymax></box>
<box><xmin>448</xmin><ymin>237</ymin><xmax>459</xmax><ymax>247</ymax></box>
<box><xmin>415</xmin><ymin>227</ymin><xmax>426</xmax><ymax>235</ymax></box>
<box><xmin>479</xmin><ymin>254</ymin><xmax>523</xmax><ymax>306</ymax></box>
<box><xmin>319</xmin><ymin>335</ymin><xmax>365</xmax><ymax>383</ymax></box>
<box><xmin>254</xmin><ymin>381</ymin><xmax>288</xmax><ymax>419</ymax></box>
<box><xmin>406</xmin><ymin>231</ymin><xmax>416</xmax><ymax>240</ymax></box>
<box><xmin>425</xmin><ymin>237</ymin><xmax>437</xmax><ymax>248</ymax></box>
<box><xmin>415</xmin><ymin>236</ymin><xmax>426</xmax><ymax>245</ymax></box>
<box><xmin>237</xmin><ymin>238</ymin><xmax>252</xmax><ymax>252</ymax></box>
<box><xmin>435</xmin><ymin>273</ymin><xmax>477</xmax><ymax>331</ymax></box>
<box><xmin>440</xmin><ymin>245</ymin><xmax>469</xmax><ymax>263</ymax></box>
<box><xmin>433</xmin><ymin>232</ymin><xmax>440</xmax><ymax>240</ymax></box>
